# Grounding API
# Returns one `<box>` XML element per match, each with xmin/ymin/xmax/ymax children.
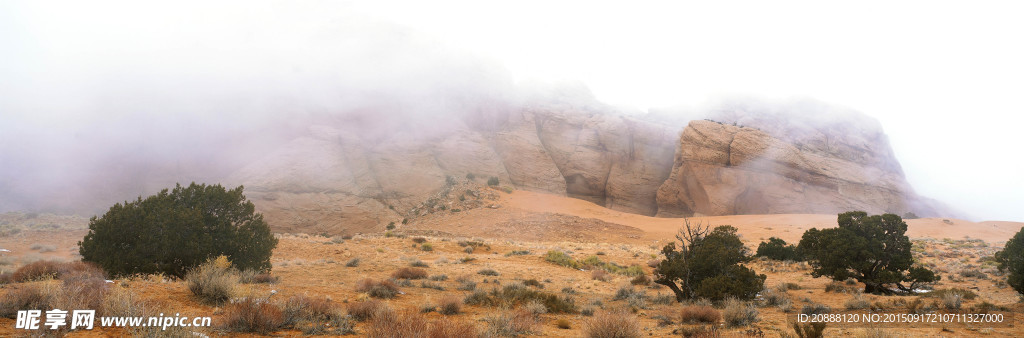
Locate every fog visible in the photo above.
<box><xmin>2</xmin><ymin>1</ymin><xmax>1022</xmax><ymax>221</ymax></box>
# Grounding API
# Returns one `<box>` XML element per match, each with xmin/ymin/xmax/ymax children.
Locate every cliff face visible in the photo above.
<box><xmin>655</xmin><ymin>120</ymin><xmax>920</xmax><ymax>217</ymax></box>
<box><xmin>228</xmin><ymin>96</ymin><xmax>943</xmax><ymax>234</ymax></box>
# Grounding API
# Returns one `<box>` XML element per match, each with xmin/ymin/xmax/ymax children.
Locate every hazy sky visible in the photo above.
<box><xmin>2</xmin><ymin>1</ymin><xmax>1022</xmax><ymax>221</ymax></box>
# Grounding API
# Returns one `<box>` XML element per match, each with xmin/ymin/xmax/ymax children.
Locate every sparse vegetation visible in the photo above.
<box><xmin>366</xmin><ymin>308</ymin><xmax>429</xmax><ymax>338</ymax></box>
<box><xmin>221</xmin><ymin>298</ymin><xmax>285</xmax><ymax>334</ymax></box>
<box><xmin>185</xmin><ymin>256</ymin><xmax>237</xmax><ymax>304</ymax></box>
<box><xmin>921</xmin><ymin>288</ymin><xmax>977</xmax><ymax>301</ymax></box>
<box><xmin>792</xmin><ymin>321</ymin><xmax>827</xmax><ymax>338</ymax></box>
<box><xmin>487</xmin><ymin>177</ymin><xmax>500</xmax><ymax>186</ymax></box>
<box><xmin>280</xmin><ymin>295</ymin><xmax>354</xmax><ymax>335</ymax></box>
<box><xmin>679</xmin><ymin>305</ymin><xmax>721</xmax><ymax>324</ymax></box>
<box><xmin>345</xmin><ymin>257</ymin><xmax>361</xmax><ymax>267</ymax></box>
<box><xmin>239</xmin><ymin>270</ymin><xmax>279</xmax><ymax>284</ymax></box>
<box><xmin>465</xmin><ymin>283</ymin><xmax>577</xmax><ymax>313</ymax></box>
<box><xmin>356</xmin><ymin>278</ymin><xmax>400</xmax><ymax>299</ymax></box>
<box><xmin>584</xmin><ymin>310</ymin><xmax>641</xmax><ymax>338</ymax></box>
<box><xmin>392</xmin><ymin>267</ymin><xmax>429</xmax><ymax>280</ymax></box>
<box><xmin>12</xmin><ymin>260</ymin><xmax>105</xmax><ymax>282</ymax></box>
<box><xmin>348</xmin><ymin>300</ymin><xmax>386</xmax><ymax>322</ymax></box>
<box><xmin>722</xmin><ymin>298</ymin><xmax>759</xmax><ymax>327</ymax></box>
<box><xmin>484</xmin><ymin>309</ymin><xmax>538</xmax><ymax>337</ymax></box>
<box><xmin>438</xmin><ymin>295</ymin><xmax>463</xmax><ymax>315</ymax></box>
<box><xmin>0</xmin><ymin>283</ymin><xmax>55</xmax><ymax>318</ymax></box>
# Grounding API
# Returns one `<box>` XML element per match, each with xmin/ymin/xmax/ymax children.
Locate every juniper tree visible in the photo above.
<box><xmin>79</xmin><ymin>183</ymin><xmax>277</xmax><ymax>277</ymax></box>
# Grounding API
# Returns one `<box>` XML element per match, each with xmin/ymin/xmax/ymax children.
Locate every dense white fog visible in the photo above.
<box><xmin>1</xmin><ymin>1</ymin><xmax>1021</xmax><ymax>221</ymax></box>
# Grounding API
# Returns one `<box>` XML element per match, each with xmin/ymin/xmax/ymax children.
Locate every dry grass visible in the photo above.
<box><xmin>591</xmin><ymin>269</ymin><xmax>611</xmax><ymax>282</ymax></box>
<box><xmin>366</xmin><ymin>308</ymin><xmax>429</xmax><ymax>338</ymax></box>
<box><xmin>630</xmin><ymin>274</ymin><xmax>651</xmax><ymax>286</ymax></box>
<box><xmin>792</xmin><ymin>321</ymin><xmax>827</xmax><ymax>338</ymax></box>
<box><xmin>12</xmin><ymin>260</ymin><xmax>105</xmax><ymax>282</ymax></box>
<box><xmin>555</xmin><ymin>318</ymin><xmax>572</xmax><ymax>329</ymax></box>
<box><xmin>281</xmin><ymin>294</ymin><xmax>343</xmax><ymax>325</ymax></box>
<box><xmin>348</xmin><ymin>300</ymin><xmax>387</xmax><ymax>322</ymax></box>
<box><xmin>52</xmin><ymin>274</ymin><xmax>109</xmax><ymax>315</ymax></box>
<box><xmin>392</xmin><ymin>267</ymin><xmax>429</xmax><ymax>280</ymax></box>
<box><xmin>844</xmin><ymin>293</ymin><xmax>870</xmax><ymax>310</ymax></box>
<box><xmin>221</xmin><ymin>298</ymin><xmax>285</xmax><ymax>334</ymax></box>
<box><xmin>239</xmin><ymin>270</ymin><xmax>279</xmax><ymax>284</ymax></box>
<box><xmin>0</xmin><ymin>283</ymin><xmax>56</xmax><ymax>318</ymax></box>
<box><xmin>484</xmin><ymin>309</ymin><xmax>539</xmax><ymax>337</ymax></box>
<box><xmin>427</xmin><ymin>317</ymin><xmax>480</xmax><ymax>338</ymax></box>
<box><xmin>185</xmin><ymin>257</ymin><xmax>237</xmax><ymax>304</ymax></box>
<box><xmin>10</xmin><ymin>261</ymin><xmax>54</xmax><ymax>282</ymax></box>
<box><xmin>466</xmin><ymin>283</ymin><xmax>577</xmax><ymax>313</ymax></box>
<box><xmin>584</xmin><ymin>310</ymin><xmax>641</xmax><ymax>338</ymax></box>
<box><xmin>356</xmin><ymin>278</ymin><xmax>400</xmax><ymax>299</ymax></box>
<box><xmin>281</xmin><ymin>294</ymin><xmax>353</xmax><ymax>334</ymax></box>
<box><xmin>722</xmin><ymin>298</ymin><xmax>759</xmax><ymax>327</ymax></box>
<box><xmin>679</xmin><ymin>305</ymin><xmax>721</xmax><ymax>324</ymax></box>
<box><xmin>438</xmin><ymin>294</ymin><xmax>462</xmax><ymax>315</ymax></box>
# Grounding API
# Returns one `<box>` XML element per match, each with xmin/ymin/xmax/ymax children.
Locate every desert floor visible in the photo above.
<box><xmin>1</xmin><ymin>190</ymin><xmax>1023</xmax><ymax>337</ymax></box>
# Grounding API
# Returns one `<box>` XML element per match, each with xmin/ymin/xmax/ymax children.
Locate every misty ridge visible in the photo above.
<box><xmin>0</xmin><ymin>15</ymin><xmax>949</xmax><ymax>223</ymax></box>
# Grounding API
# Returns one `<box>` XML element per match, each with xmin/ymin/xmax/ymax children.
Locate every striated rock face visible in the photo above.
<box><xmin>228</xmin><ymin>95</ymin><xmax>946</xmax><ymax>234</ymax></box>
<box><xmin>655</xmin><ymin>119</ymin><xmax>922</xmax><ymax>217</ymax></box>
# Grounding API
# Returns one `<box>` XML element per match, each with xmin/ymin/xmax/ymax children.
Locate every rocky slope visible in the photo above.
<box><xmin>227</xmin><ymin>95</ymin><xmax>945</xmax><ymax>234</ymax></box>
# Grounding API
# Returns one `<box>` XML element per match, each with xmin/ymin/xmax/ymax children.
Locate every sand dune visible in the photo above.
<box><xmin>504</xmin><ymin>190</ymin><xmax>1023</xmax><ymax>245</ymax></box>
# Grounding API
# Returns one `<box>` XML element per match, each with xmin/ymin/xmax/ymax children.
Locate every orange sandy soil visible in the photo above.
<box><xmin>1</xmin><ymin>192</ymin><xmax>1023</xmax><ymax>337</ymax></box>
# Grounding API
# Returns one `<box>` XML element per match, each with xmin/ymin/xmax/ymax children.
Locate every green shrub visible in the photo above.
<box><xmin>756</xmin><ymin>237</ymin><xmax>802</xmax><ymax>261</ymax></box>
<box><xmin>79</xmin><ymin>183</ymin><xmax>277</xmax><ymax>278</ymax></box>
<box><xmin>545</xmin><ymin>250</ymin><xmax>581</xmax><ymax>269</ymax></box>
<box><xmin>487</xmin><ymin>177</ymin><xmax>500</xmax><ymax>186</ymax></box>
<box><xmin>995</xmin><ymin>226</ymin><xmax>1024</xmax><ymax>295</ymax></box>
<box><xmin>798</xmin><ymin>212</ymin><xmax>939</xmax><ymax>294</ymax></box>
<box><xmin>654</xmin><ymin>221</ymin><xmax>765</xmax><ymax>301</ymax></box>
<box><xmin>421</xmin><ymin>243</ymin><xmax>434</xmax><ymax>251</ymax></box>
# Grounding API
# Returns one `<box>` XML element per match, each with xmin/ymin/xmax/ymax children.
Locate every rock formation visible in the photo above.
<box><xmin>227</xmin><ymin>95</ymin><xmax>946</xmax><ymax>234</ymax></box>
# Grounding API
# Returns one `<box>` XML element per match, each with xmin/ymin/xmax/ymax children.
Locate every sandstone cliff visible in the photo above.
<box><xmin>227</xmin><ymin>95</ymin><xmax>945</xmax><ymax>234</ymax></box>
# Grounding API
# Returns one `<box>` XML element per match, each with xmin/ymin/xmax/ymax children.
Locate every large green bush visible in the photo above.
<box><xmin>654</xmin><ymin>221</ymin><xmax>766</xmax><ymax>302</ymax></box>
<box><xmin>79</xmin><ymin>183</ymin><xmax>277</xmax><ymax>277</ymax></box>
<box><xmin>995</xmin><ymin>226</ymin><xmax>1024</xmax><ymax>295</ymax></box>
<box><xmin>798</xmin><ymin>211</ymin><xmax>938</xmax><ymax>294</ymax></box>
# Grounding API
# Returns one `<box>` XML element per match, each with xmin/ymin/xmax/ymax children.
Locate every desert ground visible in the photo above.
<box><xmin>1</xmin><ymin>189</ymin><xmax>1022</xmax><ymax>337</ymax></box>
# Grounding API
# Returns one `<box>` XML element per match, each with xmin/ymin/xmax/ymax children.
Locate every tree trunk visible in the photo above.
<box><xmin>864</xmin><ymin>282</ymin><xmax>892</xmax><ymax>295</ymax></box>
<box><xmin>657</xmin><ymin>280</ymin><xmax>686</xmax><ymax>302</ymax></box>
